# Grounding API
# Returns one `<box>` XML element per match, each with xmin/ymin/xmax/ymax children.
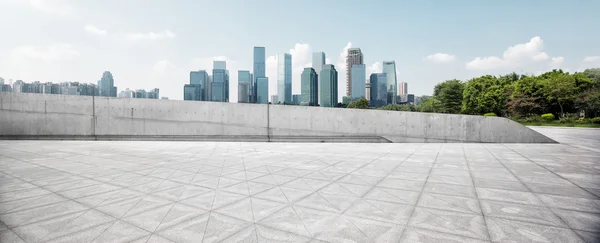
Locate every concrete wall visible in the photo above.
<box><xmin>0</xmin><ymin>92</ymin><xmax>556</xmax><ymax>143</ymax></box>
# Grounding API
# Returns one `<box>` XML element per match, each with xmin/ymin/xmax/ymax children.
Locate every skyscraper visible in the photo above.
<box><xmin>345</xmin><ymin>48</ymin><xmax>363</xmax><ymax>97</ymax></box>
<box><xmin>382</xmin><ymin>61</ymin><xmax>398</xmax><ymax>104</ymax></box>
<box><xmin>301</xmin><ymin>68</ymin><xmax>318</xmax><ymax>106</ymax></box>
<box><xmin>238</xmin><ymin>70</ymin><xmax>252</xmax><ymax>103</ymax></box>
<box><xmin>277</xmin><ymin>53</ymin><xmax>292</xmax><ymax>104</ymax></box>
<box><xmin>399</xmin><ymin>81</ymin><xmax>408</xmax><ymax>102</ymax></box>
<box><xmin>211</xmin><ymin>60</ymin><xmax>229</xmax><ymax>102</ymax></box>
<box><xmin>320</xmin><ymin>64</ymin><xmax>338</xmax><ymax>107</ymax></box>
<box><xmin>350</xmin><ymin>64</ymin><xmax>366</xmax><ymax>101</ymax></box>
<box><xmin>184</xmin><ymin>85</ymin><xmax>202</xmax><ymax>101</ymax></box>
<box><xmin>370</xmin><ymin>73</ymin><xmax>388</xmax><ymax>108</ymax></box>
<box><xmin>312</xmin><ymin>52</ymin><xmax>326</xmax><ymax>103</ymax></box>
<box><xmin>253</xmin><ymin>47</ymin><xmax>266</xmax><ymax>103</ymax></box>
<box><xmin>190</xmin><ymin>70</ymin><xmax>209</xmax><ymax>101</ymax></box>
<box><xmin>256</xmin><ymin>77</ymin><xmax>269</xmax><ymax>104</ymax></box>
<box><xmin>98</xmin><ymin>71</ymin><xmax>117</xmax><ymax>97</ymax></box>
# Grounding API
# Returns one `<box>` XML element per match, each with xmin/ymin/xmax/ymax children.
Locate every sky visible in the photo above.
<box><xmin>1</xmin><ymin>0</ymin><xmax>599</xmax><ymax>102</ymax></box>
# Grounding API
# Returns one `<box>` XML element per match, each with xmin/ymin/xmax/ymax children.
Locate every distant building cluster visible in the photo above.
<box><xmin>0</xmin><ymin>72</ymin><xmax>162</xmax><ymax>100</ymax></box>
<box><xmin>183</xmin><ymin>47</ymin><xmax>416</xmax><ymax>107</ymax></box>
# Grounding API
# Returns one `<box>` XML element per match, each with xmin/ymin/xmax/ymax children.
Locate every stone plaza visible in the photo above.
<box><xmin>0</xmin><ymin>127</ymin><xmax>599</xmax><ymax>243</ymax></box>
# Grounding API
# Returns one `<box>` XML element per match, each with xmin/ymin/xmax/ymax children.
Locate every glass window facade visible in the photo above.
<box><xmin>256</xmin><ymin>77</ymin><xmax>269</xmax><ymax>104</ymax></box>
<box><xmin>277</xmin><ymin>53</ymin><xmax>292</xmax><ymax>104</ymax></box>
<box><xmin>211</xmin><ymin>69</ymin><xmax>228</xmax><ymax>102</ymax></box>
<box><xmin>301</xmin><ymin>68</ymin><xmax>318</xmax><ymax>106</ymax></box>
<box><xmin>238</xmin><ymin>70</ymin><xmax>251</xmax><ymax>103</ymax></box>
<box><xmin>369</xmin><ymin>73</ymin><xmax>388</xmax><ymax>108</ymax></box>
<box><xmin>319</xmin><ymin>64</ymin><xmax>338</xmax><ymax>107</ymax></box>
<box><xmin>253</xmin><ymin>47</ymin><xmax>266</xmax><ymax>103</ymax></box>
<box><xmin>350</xmin><ymin>64</ymin><xmax>366</xmax><ymax>101</ymax></box>
<box><xmin>382</xmin><ymin>61</ymin><xmax>397</xmax><ymax>104</ymax></box>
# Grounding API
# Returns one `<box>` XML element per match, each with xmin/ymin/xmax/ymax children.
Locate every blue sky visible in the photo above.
<box><xmin>1</xmin><ymin>0</ymin><xmax>599</xmax><ymax>101</ymax></box>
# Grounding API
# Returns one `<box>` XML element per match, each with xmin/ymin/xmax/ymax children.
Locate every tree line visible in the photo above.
<box><xmin>358</xmin><ymin>68</ymin><xmax>600</xmax><ymax>120</ymax></box>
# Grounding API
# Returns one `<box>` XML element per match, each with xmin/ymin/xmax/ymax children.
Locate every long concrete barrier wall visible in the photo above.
<box><xmin>0</xmin><ymin>92</ymin><xmax>556</xmax><ymax>143</ymax></box>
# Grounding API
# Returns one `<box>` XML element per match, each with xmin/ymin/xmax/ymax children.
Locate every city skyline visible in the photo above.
<box><xmin>1</xmin><ymin>1</ymin><xmax>599</xmax><ymax>101</ymax></box>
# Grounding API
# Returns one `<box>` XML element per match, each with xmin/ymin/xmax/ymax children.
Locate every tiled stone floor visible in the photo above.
<box><xmin>0</xmin><ymin>127</ymin><xmax>599</xmax><ymax>243</ymax></box>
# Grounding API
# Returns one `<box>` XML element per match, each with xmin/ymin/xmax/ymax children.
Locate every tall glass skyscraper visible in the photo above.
<box><xmin>350</xmin><ymin>64</ymin><xmax>366</xmax><ymax>101</ymax></box>
<box><xmin>320</xmin><ymin>64</ymin><xmax>338</xmax><ymax>107</ymax></box>
<box><xmin>253</xmin><ymin>47</ymin><xmax>266</xmax><ymax>103</ymax></box>
<box><xmin>238</xmin><ymin>70</ymin><xmax>252</xmax><ymax>103</ymax></box>
<box><xmin>312</xmin><ymin>52</ymin><xmax>326</xmax><ymax>104</ymax></box>
<box><xmin>190</xmin><ymin>70</ymin><xmax>209</xmax><ymax>101</ymax></box>
<box><xmin>277</xmin><ymin>53</ymin><xmax>292</xmax><ymax>104</ymax></box>
<box><xmin>256</xmin><ymin>77</ymin><xmax>269</xmax><ymax>104</ymax></box>
<box><xmin>382</xmin><ymin>61</ymin><xmax>398</xmax><ymax>104</ymax></box>
<box><xmin>369</xmin><ymin>73</ymin><xmax>388</xmax><ymax>108</ymax></box>
<box><xmin>345</xmin><ymin>48</ymin><xmax>363</xmax><ymax>97</ymax></box>
<box><xmin>98</xmin><ymin>71</ymin><xmax>117</xmax><ymax>97</ymax></box>
<box><xmin>212</xmin><ymin>61</ymin><xmax>229</xmax><ymax>102</ymax></box>
<box><xmin>301</xmin><ymin>68</ymin><xmax>318</xmax><ymax>106</ymax></box>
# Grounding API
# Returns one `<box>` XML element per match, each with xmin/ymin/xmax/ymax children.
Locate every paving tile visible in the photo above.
<box><xmin>399</xmin><ymin>227</ymin><xmax>490</xmax><ymax>243</ymax></box>
<box><xmin>485</xmin><ymin>217</ymin><xmax>584</xmax><ymax>243</ymax></box>
<box><xmin>156</xmin><ymin>211</ymin><xmax>210</xmax><ymax>243</ymax></box>
<box><xmin>476</xmin><ymin>187</ymin><xmax>544</xmax><ymax>206</ymax></box>
<box><xmin>202</xmin><ymin>212</ymin><xmax>252</xmax><ymax>243</ymax></box>
<box><xmin>408</xmin><ymin>207</ymin><xmax>489</xmax><ymax>240</ymax></box>
<box><xmin>551</xmin><ymin>209</ymin><xmax>600</xmax><ymax>232</ymax></box>
<box><xmin>480</xmin><ymin>200</ymin><xmax>566</xmax><ymax>227</ymax></box>
<box><xmin>255</xmin><ymin>224</ymin><xmax>312</xmax><ymax>242</ymax></box>
<box><xmin>538</xmin><ymin>194</ymin><xmax>600</xmax><ymax>213</ymax></box>
<box><xmin>377</xmin><ymin>178</ymin><xmax>425</xmax><ymax>192</ymax></box>
<box><xmin>0</xmin><ymin>230</ymin><xmax>26</xmax><ymax>243</ymax></box>
<box><xmin>345</xmin><ymin>199</ymin><xmax>414</xmax><ymax>224</ymax></box>
<box><xmin>363</xmin><ymin>187</ymin><xmax>421</xmax><ymax>205</ymax></box>
<box><xmin>91</xmin><ymin>220</ymin><xmax>150</xmax><ymax>243</ymax></box>
<box><xmin>0</xmin><ymin>200</ymin><xmax>89</xmax><ymax>228</ymax></box>
<box><xmin>473</xmin><ymin>178</ymin><xmax>529</xmax><ymax>192</ymax></box>
<box><xmin>417</xmin><ymin>193</ymin><xmax>481</xmax><ymax>214</ymax></box>
<box><xmin>427</xmin><ymin>174</ymin><xmax>473</xmax><ymax>186</ymax></box>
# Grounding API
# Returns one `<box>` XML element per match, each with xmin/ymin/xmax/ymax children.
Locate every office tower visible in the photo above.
<box><xmin>256</xmin><ymin>77</ymin><xmax>269</xmax><ymax>104</ymax></box>
<box><xmin>238</xmin><ymin>70</ymin><xmax>252</xmax><ymax>103</ymax></box>
<box><xmin>212</xmin><ymin>61</ymin><xmax>229</xmax><ymax>102</ymax></box>
<box><xmin>366</xmin><ymin>78</ymin><xmax>371</xmax><ymax>101</ymax></box>
<box><xmin>312</xmin><ymin>52</ymin><xmax>326</xmax><ymax>103</ymax></box>
<box><xmin>277</xmin><ymin>53</ymin><xmax>292</xmax><ymax>104</ymax></box>
<box><xmin>253</xmin><ymin>47</ymin><xmax>266</xmax><ymax>103</ymax></box>
<box><xmin>292</xmin><ymin>94</ymin><xmax>301</xmax><ymax>105</ymax></box>
<box><xmin>399</xmin><ymin>81</ymin><xmax>408</xmax><ymax>102</ymax></box>
<box><xmin>147</xmin><ymin>88</ymin><xmax>159</xmax><ymax>99</ymax></box>
<box><xmin>271</xmin><ymin>95</ymin><xmax>278</xmax><ymax>104</ymax></box>
<box><xmin>345</xmin><ymin>48</ymin><xmax>363</xmax><ymax>97</ymax></box>
<box><xmin>407</xmin><ymin>94</ymin><xmax>415</xmax><ymax>105</ymax></box>
<box><xmin>350</xmin><ymin>64</ymin><xmax>366</xmax><ymax>100</ymax></box>
<box><xmin>98</xmin><ymin>71</ymin><xmax>117</xmax><ymax>97</ymax></box>
<box><xmin>190</xmin><ymin>70</ymin><xmax>209</xmax><ymax>101</ymax></box>
<box><xmin>369</xmin><ymin>73</ymin><xmax>388</xmax><ymax>108</ymax></box>
<box><xmin>382</xmin><ymin>61</ymin><xmax>398</xmax><ymax>104</ymax></box>
<box><xmin>319</xmin><ymin>64</ymin><xmax>338</xmax><ymax>107</ymax></box>
<box><xmin>301</xmin><ymin>68</ymin><xmax>318</xmax><ymax>106</ymax></box>
<box><xmin>184</xmin><ymin>84</ymin><xmax>202</xmax><ymax>101</ymax></box>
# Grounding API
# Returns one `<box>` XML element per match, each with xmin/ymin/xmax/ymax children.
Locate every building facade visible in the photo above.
<box><xmin>184</xmin><ymin>84</ymin><xmax>202</xmax><ymax>101</ymax></box>
<box><xmin>345</xmin><ymin>48</ymin><xmax>363</xmax><ymax>97</ymax></box>
<box><xmin>253</xmin><ymin>47</ymin><xmax>266</xmax><ymax>103</ymax></box>
<box><xmin>238</xmin><ymin>70</ymin><xmax>252</xmax><ymax>103</ymax></box>
<box><xmin>312</xmin><ymin>52</ymin><xmax>326</xmax><ymax>104</ymax></box>
<box><xmin>190</xmin><ymin>70</ymin><xmax>209</xmax><ymax>101</ymax></box>
<box><xmin>277</xmin><ymin>53</ymin><xmax>292</xmax><ymax>104</ymax></box>
<box><xmin>98</xmin><ymin>71</ymin><xmax>117</xmax><ymax>97</ymax></box>
<box><xmin>301</xmin><ymin>68</ymin><xmax>318</xmax><ymax>106</ymax></box>
<box><xmin>319</xmin><ymin>64</ymin><xmax>338</xmax><ymax>107</ymax></box>
<box><xmin>382</xmin><ymin>61</ymin><xmax>397</xmax><ymax>104</ymax></box>
<box><xmin>350</xmin><ymin>64</ymin><xmax>366</xmax><ymax>101</ymax></box>
<box><xmin>211</xmin><ymin>61</ymin><xmax>229</xmax><ymax>102</ymax></box>
<box><xmin>256</xmin><ymin>77</ymin><xmax>269</xmax><ymax>104</ymax></box>
<box><xmin>369</xmin><ymin>73</ymin><xmax>388</xmax><ymax>108</ymax></box>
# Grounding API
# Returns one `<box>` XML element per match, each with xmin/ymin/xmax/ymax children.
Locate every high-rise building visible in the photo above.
<box><xmin>190</xmin><ymin>70</ymin><xmax>209</xmax><ymax>101</ymax></box>
<box><xmin>212</xmin><ymin>61</ymin><xmax>229</xmax><ymax>102</ymax></box>
<box><xmin>271</xmin><ymin>95</ymin><xmax>278</xmax><ymax>104</ymax></box>
<box><xmin>312</xmin><ymin>52</ymin><xmax>326</xmax><ymax>103</ymax></box>
<box><xmin>301</xmin><ymin>68</ymin><xmax>318</xmax><ymax>106</ymax></box>
<box><xmin>350</xmin><ymin>64</ymin><xmax>366</xmax><ymax>101</ymax></box>
<box><xmin>238</xmin><ymin>70</ymin><xmax>252</xmax><ymax>103</ymax></box>
<box><xmin>256</xmin><ymin>77</ymin><xmax>269</xmax><ymax>104</ymax></box>
<box><xmin>147</xmin><ymin>88</ymin><xmax>159</xmax><ymax>99</ymax></box>
<box><xmin>320</xmin><ymin>64</ymin><xmax>338</xmax><ymax>107</ymax></box>
<box><xmin>369</xmin><ymin>73</ymin><xmax>388</xmax><ymax>108</ymax></box>
<box><xmin>184</xmin><ymin>84</ymin><xmax>202</xmax><ymax>101</ymax></box>
<box><xmin>365</xmin><ymin>78</ymin><xmax>371</xmax><ymax>101</ymax></box>
<box><xmin>98</xmin><ymin>71</ymin><xmax>117</xmax><ymax>97</ymax></box>
<box><xmin>345</xmin><ymin>48</ymin><xmax>363</xmax><ymax>97</ymax></box>
<box><xmin>253</xmin><ymin>47</ymin><xmax>266</xmax><ymax>103</ymax></box>
<box><xmin>382</xmin><ymin>61</ymin><xmax>398</xmax><ymax>104</ymax></box>
<box><xmin>277</xmin><ymin>53</ymin><xmax>292</xmax><ymax>104</ymax></box>
<box><xmin>292</xmin><ymin>94</ymin><xmax>301</xmax><ymax>105</ymax></box>
<box><xmin>399</xmin><ymin>82</ymin><xmax>408</xmax><ymax>96</ymax></box>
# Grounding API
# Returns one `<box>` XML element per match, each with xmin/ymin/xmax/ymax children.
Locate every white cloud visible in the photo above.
<box><xmin>583</xmin><ymin>56</ymin><xmax>600</xmax><ymax>62</ymax></box>
<box><xmin>84</xmin><ymin>25</ymin><xmax>107</xmax><ymax>36</ymax></box>
<box><xmin>126</xmin><ymin>30</ymin><xmax>175</xmax><ymax>41</ymax></box>
<box><xmin>425</xmin><ymin>53</ymin><xmax>456</xmax><ymax>63</ymax></box>
<box><xmin>367</xmin><ymin>61</ymin><xmax>382</xmax><ymax>76</ymax></box>
<box><xmin>11</xmin><ymin>44</ymin><xmax>80</xmax><ymax>61</ymax></box>
<box><xmin>29</xmin><ymin>0</ymin><xmax>72</xmax><ymax>15</ymax></box>
<box><xmin>549</xmin><ymin>57</ymin><xmax>564</xmax><ymax>68</ymax></box>
<box><xmin>465</xmin><ymin>36</ymin><xmax>558</xmax><ymax>71</ymax></box>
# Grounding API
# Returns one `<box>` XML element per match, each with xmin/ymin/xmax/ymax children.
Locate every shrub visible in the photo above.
<box><xmin>592</xmin><ymin>117</ymin><xmax>600</xmax><ymax>124</ymax></box>
<box><xmin>541</xmin><ymin>113</ymin><xmax>555</xmax><ymax>122</ymax></box>
<box><xmin>576</xmin><ymin>117</ymin><xmax>589</xmax><ymax>123</ymax></box>
<box><xmin>483</xmin><ymin>112</ymin><xmax>497</xmax><ymax>117</ymax></box>
<box><xmin>559</xmin><ymin>117</ymin><xmax>575</xmax><ymax>123</ymax></box>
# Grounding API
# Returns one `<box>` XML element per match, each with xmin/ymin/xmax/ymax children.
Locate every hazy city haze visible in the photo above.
<box><xmin>1</xmin><ymin>0</ymin><xmax>599</xmax><ymax>101</ymax></box>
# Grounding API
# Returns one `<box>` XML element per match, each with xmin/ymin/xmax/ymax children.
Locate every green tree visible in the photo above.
<box><xmin>540</xmin><ymin>73</ymin><xmax>577</xmax><ymax>117</ymax></box>
<box><xmin>377</xmin><ymin>104</ymin><xmax>415</xmax><ymax>111</ymax></box>
<box><xmin>433</xmin><ymin>79</ymin><xmax>464</xmax><ymax>114</ymax></box>
<box><xmin>576</xmin><ymin>87</ymin><xmax>600</xmax><ymax>117</ymax></box>
<box><xmin>462</xmin><ymin>75</ymin><xmax>513</xmax><ymax>115</ymax></box>
<box><xmin>419</xmin><ymin>97</ymin><xmax>443</xmax><ymax>113</ymax></box>
<box><xmin>347</xmin><ymin>98</ymin><xmax>369</xmax><ymax>109</ymax></box>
